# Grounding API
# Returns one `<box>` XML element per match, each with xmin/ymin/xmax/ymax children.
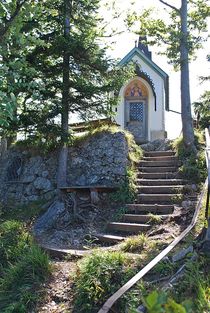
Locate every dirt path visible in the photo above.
<box><xmin>36</xmin><ymin>260</ymin><xmax>77</xmax><ymax>313</ymax></box>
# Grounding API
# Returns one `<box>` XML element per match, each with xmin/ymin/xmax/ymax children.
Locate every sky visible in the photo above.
<box><xmin>101</xmin><ymin>0</ymin><xmax>210</xmax><ymax>139</ymax></box>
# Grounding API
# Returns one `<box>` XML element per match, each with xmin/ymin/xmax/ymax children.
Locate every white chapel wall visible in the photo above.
<box><xmin>115</xmin><ymin>54</ymin><xmax>166</xmax><ymax>141</ymax></box>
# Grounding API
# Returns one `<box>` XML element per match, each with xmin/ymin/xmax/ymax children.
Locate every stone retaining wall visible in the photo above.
<box><xmin>0</xmin><ymin>130</ymin><xmax>131</xmax><ymax>204</ymax></box>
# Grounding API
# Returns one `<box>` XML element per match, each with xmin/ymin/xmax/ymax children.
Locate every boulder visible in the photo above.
<box><xmin>33</xmin><ymin>200</ymin><xmax>69</xmax><ymax>236</ymax></box>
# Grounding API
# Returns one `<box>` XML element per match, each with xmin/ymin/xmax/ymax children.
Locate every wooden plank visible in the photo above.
<box><xmin>97</xmin><ymin>179</ymin><xmax>208</xmax><ymax>313</ymax></box>
<box><xmin>60</xmin><ymin>185</ymin><xmax>117</xmax><ymax>192</ymax></box>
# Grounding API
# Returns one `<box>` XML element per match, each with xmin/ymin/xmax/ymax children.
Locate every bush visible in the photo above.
<box><xmin>74</xmin><ymin>251</ymin><xmax>135</xmax><ymax>313</ymax></box>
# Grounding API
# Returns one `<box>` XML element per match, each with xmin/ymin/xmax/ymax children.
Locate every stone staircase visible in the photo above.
<box><xmin>95</xmin><ymin>150</ymin><xmax>185</xmax><ymax>244</ymax></box>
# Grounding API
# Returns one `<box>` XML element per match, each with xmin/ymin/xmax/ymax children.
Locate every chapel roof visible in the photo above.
<box><xmin>119</xmin><ymin>37</ymin><xmax>169</xmax><ymax>111</ymax></box>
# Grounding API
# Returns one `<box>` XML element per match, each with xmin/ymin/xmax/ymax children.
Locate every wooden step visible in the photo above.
<box><xmin>123</xmin><ymin>214</ymin><xmax>169</xmax><ymax>223</ymax></box>
<box><xmin>107</xmin><ymin>222</ymin><xmax>150</xmax><ymax>233</ymax></box>
<box><xmin>126</xmin><ymin>204</ymin><xmax>174</xmax><ymax>214</ymax></box>
<box><xmin>137</xmin><ymin>185</ymin><xmax>184</xmax><ymax>194</ymax></box>
<box><xmin>137</xmin><ymin>193</ymin><xmax>183</xmax><ymax>204</ymax></box>
<box><xmin>138</xmin><ymin>166</ymin><xmax>177</xmax><ymax>173</ymax></box>
<box><xmin>143</xmin><ymin>156</ymin><xmax>178</xmax><ymax>162</ymax></box>
<box><xmin>139</xmin><ymin>160</ymin><xmax>178</xmax><ymax>167</ymax></box>
<box><xmin>138</xmin><ymin>172</ymin><xmax>178</xmax><ymax>179</ymax></box>
<box><xmin>95</xmin><ymin>234</ymin><xmax>125</xmax><ymax>243</ymax></box>
<box><xmin>144</xmin><ymin>151</ymin><xmax>175</xmax><ymax>157</ymax></box>
<box><xmin>136</xmin><ymin>179</ymin><xmax>185</xmax><ymax>186</ymax></box>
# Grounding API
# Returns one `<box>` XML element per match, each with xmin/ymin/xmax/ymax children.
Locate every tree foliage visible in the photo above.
<box><xmin>193</xmin><ymin>54</ymin><xmax>210</xmax><ymax>129</ymax></box>
<box><xmin>127</xmin><ymin>0</ymin><xmax>210</xmax><ymax>149</ymax></box>
<box><xmin>0</xmin><ymin>0</ymin><xmax>131</xmax><ymax>140</ymax></box>
<box><xmin>193</xmin><ymin>91</ymin><xmax>210</xmax><ymax>129</ymax></box>
<box><xmin>127</xmin><ymin>0</ymin><xmax>210</xmax><ymax>70</ymax></box>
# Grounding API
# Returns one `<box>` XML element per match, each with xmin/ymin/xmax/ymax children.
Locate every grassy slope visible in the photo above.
<box><xmin>0</xmin><ymin>201</ymin><xmax>51</xmax><ymax>313</ymax></box>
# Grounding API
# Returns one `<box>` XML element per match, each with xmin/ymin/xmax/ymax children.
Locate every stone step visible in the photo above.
<box><xmin>144</xmin><ymin>151</ymin><xmax>175</xmax><ymax>157</ymax></box>
<box><xmin>126</xmin><ymin>204</ymin><xmax>174</xmax><ymax>214</ymax></box>
<box><xmin>123</xmin><ymin>214</ymin><xmax>169</xmax><ymax>223</ymax></box>
<box><xmin>137</xmin><ymin>185</ymin><xmax>184</xmax><ymax>194</ymax></box>
<box><xmin>136</xmin><ymin>179</ymin><xmax>185</xmax><ymax>186</ymax></box>
<box><xmin>137</xmin><ymin>193</ymin><xmax>183</xmax><ymax>204</ymax></box>
<box><xmin>139</xmin><ymin>160</ymin><xmax>178</xmax><ymax>167</ymax></box>
<box><xmin>138</xmin><ymin>172</ymin><xmax>178</xmax><ymax>179</ymax></box>
<box><xmin>107</xmin><ymin>222</ymin><xmax>150</xmax><ymax>233</ymax></box>
<box><xmin>95</xmin><ymin>234</ymin><xmax>125</xmax><ymax>243</ymax></box>
<box><xmin>138</xmin><ymin>166</ymin><xmax>177</xmax><ymax>173</ymax></box>
<box><xmin>143</xmin><ymin>156</ymin><xmax>178</xmax><ymax>162</ymax></box>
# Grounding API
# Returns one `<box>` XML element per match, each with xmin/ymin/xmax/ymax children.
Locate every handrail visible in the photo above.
<box><xmin>98</xmin><ymin>180</ymin><xmax>207</xmax><ymax>313</ymax></box>
<box><xmin>98</xmin><ymin>128</ymin><xmax>210</xmax><ymax>313</ymax></box>
<box><xmin>204</xmin><ymin>127</ymin><xmax>210</xmax><ymax>238</ymax></box>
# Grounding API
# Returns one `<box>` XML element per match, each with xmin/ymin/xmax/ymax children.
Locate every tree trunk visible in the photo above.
<box><xmin>57</xmin><ymin>0</ymin><xmax>71</xmax><ymax>188</ymax></box>
<box><xmin>180</xmin><ymin>0</ymin><xmax>195</xmax><ymax>149</ymax></box>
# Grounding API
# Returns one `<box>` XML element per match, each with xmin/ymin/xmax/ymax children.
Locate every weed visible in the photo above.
<box><xmin>74</xmin><ymin>250</ymin><xmax>135</xmax><ymax>313</ymax></box>
<box><xmin>121</xmin><ymin>234</ymin><xmax>148</xmax><ymax>253</ymax></box>
<box><xmin>0</xmin><ymin>220</ymin><xmax>30</xmax><ymax>270</ymax></box>
<box><xmin>110</xmin><ymin>167</ymin><xmax>137</xmax><ymax>204</ymax></box>
<box><xmin>148</xmin><ymin>214</ymin><xmax>162</xmax><ymax>224</ymax></box>
<box><xmin>170</xmin><ymin>257</ymin><xmax>210</xmax><ymax>312</ymax></box>
<box><xmin>112</xmin><ymin>206</ymin><xmax>127</xmax><ymax>221</ymax></box>
<box><xmin>0</xmin><ymin>203</ymin><xmax>51</xmax><ymax>312</ymax></box>
<box><xmin>171</xmin><ymin>194</ymin><xmax>183</xmax><ymax>203</ymax></box>
<box><xmin>151</xmin><ymin>259</ymin><xmax>175</xmax><ymax>277</ymax></box>
<box><xmin>0</xmin><ymin>245</ymin><xmax>51</xmax><ymax>312</ymax></box>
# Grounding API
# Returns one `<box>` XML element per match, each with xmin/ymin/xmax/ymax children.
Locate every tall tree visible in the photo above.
<box><xmin>127</xmin><ymin>0</ymin><xmax>210</xmax><ymax>149</ymax></box>
<box><xmin>57</xmin><ymin>0</ymin><xmax>72</xmax><ymax>187</ymax></box>
<box><xmin>0</xmin><ymin>0</ymin><xmax>131</xmax><ymax>184</ymax></box>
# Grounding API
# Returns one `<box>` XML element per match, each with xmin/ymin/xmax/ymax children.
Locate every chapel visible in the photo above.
<box><xmin>115</xmin><ymin>37</ymin><xmax>169</xmax><ymax>143</ymax></box>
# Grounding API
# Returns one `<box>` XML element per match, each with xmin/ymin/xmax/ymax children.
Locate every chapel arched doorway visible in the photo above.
<box><xmin>124</xmin><ymin>79</ymin><xmax>149</xmax><ymax>143</ymax></box>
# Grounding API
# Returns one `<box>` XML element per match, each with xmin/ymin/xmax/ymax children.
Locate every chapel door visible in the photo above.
<box><xmin>126</xmin><ymin>101</ymin><xmax>146</xmax><ymax>143</ymax></box>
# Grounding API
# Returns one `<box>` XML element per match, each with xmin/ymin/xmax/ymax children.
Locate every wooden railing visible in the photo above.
<box><xmin>97</xmin><ymin>128</ymin><xmax>210</xmax><ymax>313</ymax></box>
<box><xmin>204</xmin><ymin>127</ymin><xmax>210</xmax><ymax>240</ymax></box>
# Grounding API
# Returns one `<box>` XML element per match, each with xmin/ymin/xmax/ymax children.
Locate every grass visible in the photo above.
<box><xmin>169</xmin><ymin>257</ymin><xmax>210</xmax><ymax>313</ymax></box>
<box><xmin>72</xmin><ymin>123</ymin><xmax>143</xmax><ymax>162</ymax></box>
<box><xmin>0</xmin><ymin>199</ymin><xmax>47</xmax><ymax>224</ymax></box>
<box><xmin>0</xmin><ymin>202</ymin><xmax>51</xmax><ymax>313</ymax></box>
<box><xmin>110</xmin><ymin>167</ymin><xmax>137</xmax><ymax>204</ymax></box>
<box><xmin>121</xmin><ymin>234</ymin><xmax>148</xmax><ymax>253</ymax></box>
<box><xmin>148</xmin><ymin>213</ymin><xmax>162</xmax><ymax>224</ymax></box>
<box><xmin>0</xmin><ymin>245</ymin><xmax>51</xmax><ymax>313</ymax></box>
<box><xmin>73</xmin><ymin>250</ymin><xmax>136</xmax><ymax>313</ymax></box>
